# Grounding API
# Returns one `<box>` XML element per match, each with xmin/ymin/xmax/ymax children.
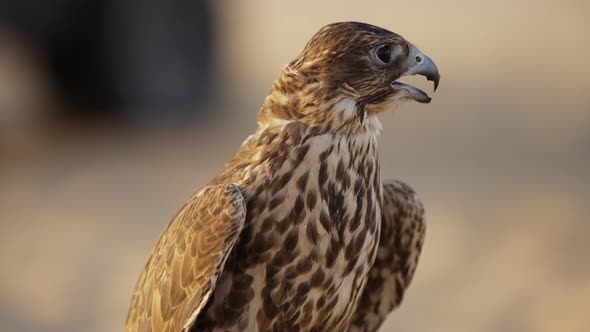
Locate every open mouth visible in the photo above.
<box><xmin>390</xmin><ymin>80</ymin><xmax>433</xmax><ymax>103</ymax></box>
<box><xmin>390</xmin><ymin>53</ymin><xmax>440</xmax><ymax>104</ymax></box>
<box><xmin>390</xmin><ymin>72</ymin><xmax>439</xmax><ymax>104</ymax></box>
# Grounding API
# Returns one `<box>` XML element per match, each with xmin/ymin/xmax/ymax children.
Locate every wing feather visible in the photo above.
<box><xmin>125</xmin><ymin>184</ymin><xmax>246</xmax><ymax>332</ymax></box>
<box><xmin>349</xmin><ymin>180</ymin><xmax>426</xmax><ymax>332</ymax></box>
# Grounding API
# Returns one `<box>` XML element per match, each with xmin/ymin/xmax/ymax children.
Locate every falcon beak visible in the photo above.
<box><xmin>390</xmin><ymin>50</ymin><xmax>440</xmax><ymax>104</ymax></box>
<box><xmin>407</xmin><ymin>53</ymin><xmax>440</xmax><ymax>92</ymax></box>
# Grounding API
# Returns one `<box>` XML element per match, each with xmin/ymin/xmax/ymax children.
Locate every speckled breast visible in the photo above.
<box><xmin>196</xmin><ymin>129</ymin><xmax>382</xmax><ymax>331</ymax></box>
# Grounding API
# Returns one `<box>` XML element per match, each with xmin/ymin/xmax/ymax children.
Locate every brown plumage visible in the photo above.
<box><xmin>126</xmin><ymin>21</ymin><xmax>439</xmax><ymax>332</ymax></box>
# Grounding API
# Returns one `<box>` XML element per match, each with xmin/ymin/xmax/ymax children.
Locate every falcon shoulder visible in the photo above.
<box><xmin>125</xmin><ymin>184</ymin><xmax>247</xmax><ymax>332</ymax></box>
<box><xmin>349</xmin><ymin>179</ymin><xmax>426</xmax><ymax>332</ymax></box>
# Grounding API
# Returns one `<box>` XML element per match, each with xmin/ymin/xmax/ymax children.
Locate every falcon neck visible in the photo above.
<box><xmin>257</xmin><ymin>66</ymin><xmax>383</xmax><ymax>136</ymax></box>
<box><xmin>242</xmin><ymin>119</ymin><xmax>382</xmax><ymax>196</ymax></box>
<box><xmin>210</xmin><ymin>114</ymin><xmax>382</xmax><ymax>189</ymax></box>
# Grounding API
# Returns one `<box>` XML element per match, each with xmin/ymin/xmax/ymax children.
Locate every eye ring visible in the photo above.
<box><xmin>372</xmin><ymin>45</ymin><xmax>392</xmax><ymax>65</ymax></box>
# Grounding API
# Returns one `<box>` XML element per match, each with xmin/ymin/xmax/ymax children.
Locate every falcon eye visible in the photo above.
<box><xmin>373</xmin><ymin>45</ymin><xmax>392</xmax><ymax>65</ymax></box>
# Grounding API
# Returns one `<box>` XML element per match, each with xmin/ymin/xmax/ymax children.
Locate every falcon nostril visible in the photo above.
<box><xmin>415</xmin><ymin>55</ymin><xmax>422</xmax><ymax>63</ymax></box>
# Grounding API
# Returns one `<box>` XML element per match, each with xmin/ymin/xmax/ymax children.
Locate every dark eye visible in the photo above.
<box><xmin>374</xmin><ymin>45</ymin><xmax>392</xmax><ymax>64</ymax></box>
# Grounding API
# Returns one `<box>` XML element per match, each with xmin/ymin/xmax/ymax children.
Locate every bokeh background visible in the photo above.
<box><xmin>1</xmin><ymin>1</ymin><xmax>589</xmax><ymax>331</ymax></box>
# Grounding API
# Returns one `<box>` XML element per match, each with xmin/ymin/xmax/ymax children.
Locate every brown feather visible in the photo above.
<box><xmin>125</xmin><ymin>184</ymin><xmax>246</xmax><ymax>332</ymax></box>
<box><xmin>348</xmin><ymin>180</ymin><xmax>426</xmax><ymax>332</ymax></box>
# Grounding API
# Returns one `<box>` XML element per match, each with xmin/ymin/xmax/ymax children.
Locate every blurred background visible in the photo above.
<box><xmin>0</xmin><ymin>1</ymin><xmax>589</xmax><ymax>331</ymax></box>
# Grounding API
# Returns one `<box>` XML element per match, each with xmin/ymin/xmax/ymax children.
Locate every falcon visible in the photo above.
<box><xmin>126</xmin><ymin>21</ymin><xmax>439</xmax><ymax>332</ymax></box>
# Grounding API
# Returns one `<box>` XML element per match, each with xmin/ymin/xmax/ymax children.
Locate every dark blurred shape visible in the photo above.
<box><xmin>0</xmin><ymin>0</ymin><xmax>214</xmax><ymax>124</ymax></box>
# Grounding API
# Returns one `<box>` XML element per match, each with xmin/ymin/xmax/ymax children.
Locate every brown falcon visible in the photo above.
<box><xmin>125</xmin><ymin>21</ymin><xmax>439</xmax><ymax>332</ymax></box>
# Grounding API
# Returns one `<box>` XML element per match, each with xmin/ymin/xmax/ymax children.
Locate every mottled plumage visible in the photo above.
<box><xmin>126</xmin><ymin>21</ymin><xmax>439</xmax><ymax>332</ymax></box>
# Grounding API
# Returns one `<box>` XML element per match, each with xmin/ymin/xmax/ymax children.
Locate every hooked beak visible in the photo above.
<box><xmin>390</xmin><ymin>49</ymin><xmax>440</xmax><ymax>103</ymax></box>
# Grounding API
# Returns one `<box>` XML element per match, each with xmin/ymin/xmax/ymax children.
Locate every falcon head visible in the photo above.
<box><xmin>259</xmin><ymin>22</ymin><xmax>440</xmax><ymax>128</ymax></box>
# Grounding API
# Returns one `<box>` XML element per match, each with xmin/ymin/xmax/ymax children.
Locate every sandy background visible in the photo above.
<box><xmin>1</xmin><ymin>1</ymin><xmax>589</xmax><ymax>331</ymax></box>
